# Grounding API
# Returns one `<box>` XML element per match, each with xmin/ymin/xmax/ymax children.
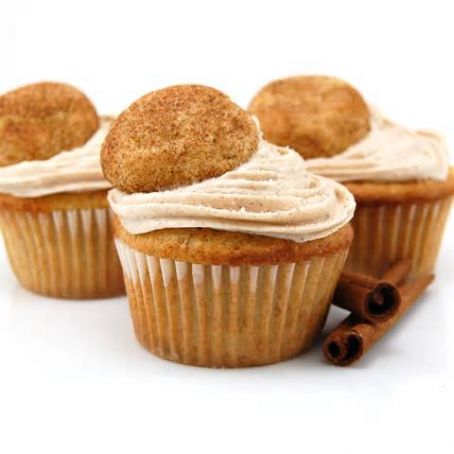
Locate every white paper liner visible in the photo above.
<box><xmin>0</xmin><ymin>207</ymin><xmax>124</xmax><ymax>298</ymax></box>
<box><xmin>115</xmin><ymin>240</ymin><xmax>349</xmax><ymax>367</ymax></box>
<box><xmin>345</xmin><ymin>198</ymin><xmax>452</xmax><ymax>278</ymax></box>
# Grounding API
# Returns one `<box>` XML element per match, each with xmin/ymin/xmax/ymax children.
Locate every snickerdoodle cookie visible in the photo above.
<box><xmin>0</xmin><ymin>82</ymin><xmax>99</xmax><ymax>166</ymax></box>
<box><xmin>102</xmin><ymin>84</ymin><xmax>258</xmax><ymax>193</ymax></box>
<box><xmin>248</xmin><ymin>75</ymin><xmax>370</xmax><ymax>159</ymax></box>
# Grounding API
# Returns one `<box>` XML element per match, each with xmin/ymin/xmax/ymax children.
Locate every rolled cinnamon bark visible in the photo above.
<box><xmin>333</xmin><ymin>260</ymin><xmax>411</xmax><ymax>323</ymax></box>
<box><xmin>324</xmin><ymin>273</ymin><xmax>434</xmax><ymax>366</ymax></box>
<box><xmin>381</xmin><ymin>259</ymin><xmax>412</xmax><ymax>286</ymax></box>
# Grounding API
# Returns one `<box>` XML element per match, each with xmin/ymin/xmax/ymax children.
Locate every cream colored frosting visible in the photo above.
<box><xmin>0</xmin><ymin>120</ymin><xmax>112</xmax><ymax>197</ymax></box>
<box><xmin>109</xmin><ymin>141</ymin><xmax>355</xmax><ymax>243</ymax></box>
<box><xmin>306</xmin><ymin>113</ymin><xmax>449</xmax><ymax>182</ymax></box>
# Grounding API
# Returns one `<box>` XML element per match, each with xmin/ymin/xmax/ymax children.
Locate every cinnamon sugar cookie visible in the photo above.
<box><xmin>0</xmin><ymin>82</ymin><xmax>99</xmax><ymax>166</ymax></box>
<box><xmin>249</xmin><ymin>76</ymin><xmax>370</xmax><ymax>159</ymax></box>
<box><xmin>102</xmin><ymin>85</ymin><xmax>258</xmax><ymax>193</ymax></box>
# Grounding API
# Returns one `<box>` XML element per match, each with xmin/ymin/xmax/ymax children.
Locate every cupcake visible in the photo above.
<box><xmin>102</xmin><ymin>84</ymin><xmax>355</xmax><ymax>367</ymax></box>
<box><xmin>0</xmin><ymin>82</ymin><xmax>124</xmax><ymax>299</ymax></box>
<box><xmin>249</xmin><ymin>75</ymin><xmax>454</xmax><ymax>279</ymax></box>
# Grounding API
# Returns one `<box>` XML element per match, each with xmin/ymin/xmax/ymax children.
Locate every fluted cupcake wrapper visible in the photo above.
<box><xmin>345</xmin><ymin>197</ymin><xmax>452</xmax><ymax>279</ymax></box>
<box><xmin>0</xmin><ymin>208</ymin><xmax>125</xmax><ymax>299</ymax></box>
<box><xmin>115</xmin><ymin>240</ymin><xmax>349</xmax><ymax>368</ymax></box>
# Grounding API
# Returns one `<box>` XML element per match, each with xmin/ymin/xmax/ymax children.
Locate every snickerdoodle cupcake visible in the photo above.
<box><xmin>250</xmin><ymin>75</ymin><xmax>454</xmax><ymax>279</ymax></box>
<box><xmin>102</xmin><ymin>84</ymin><xmax>355</xmax><ymax>367</ymax></box>
<box><xmin>0</xmin><ymin>82</ymin><xmax>124</xmax><ymax>299</ymax></box>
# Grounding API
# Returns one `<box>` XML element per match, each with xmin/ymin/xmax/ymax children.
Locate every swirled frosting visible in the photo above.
<box><xmin>306</xmin><ymin>113</ymin><xmax>449</xmax><ymax>182</ymax></box>
<box><xmin>0</xmin><ymin>119</ymin><xmax>112</xmax><ymax>197</ymax></box>
<box><xmin>109</xmin><ymin>141</ymin><xmax>355</xmax><ymax>243</ymax></box>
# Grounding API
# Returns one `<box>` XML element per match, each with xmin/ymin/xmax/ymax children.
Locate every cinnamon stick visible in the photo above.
<box><xmin>333</xmin><ymin>260</ymin><xmax>411</xmax><ymax>323</ymax></box>
<box><xmin>323</xmin><ymin>274</ymin><xmax>434</xmax><ymax>366</ymax></box>
<box><xmin>381</xmin><ymin>259</ymin><xmax>412</xmax><ymax>286</ymax></box>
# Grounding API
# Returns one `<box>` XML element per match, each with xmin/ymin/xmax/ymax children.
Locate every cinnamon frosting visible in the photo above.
<box><xmin>0</xmin><ymin>119</ymin><xmax>112</xmax><ymax>197</ymax></box>
<box><xmin>108</xmin><ymin>140</ymin><xmax>356</xmax><ymax>243</ymax></box>
<box><xmin>306</xmin><ymin>113</ymin><xmax>449</xmax><ymax>182</ymax></box>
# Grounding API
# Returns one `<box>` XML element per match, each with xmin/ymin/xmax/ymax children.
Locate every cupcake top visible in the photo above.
<box><xmin>104</xmin><ymin>84</ymin><xmax>355</xmax><ymax>244</ymax></box>
<box><xmin>248</xmin><ymin>76</ymin><xmax>371</xmax><ymax>159</ymax></box>
<box><xmin>250</xmin><ymin>75</ymin><xmax>449</xmax><ymax>184</ymax></box>
<box><xmin>0</xmin><ymin>82</ymin><xmax>112</xmax><ymax>197</ymax></box>
<box><xmin>306</xmin><ymin>112</ymin><xmax>449</xmax><ymax>182</ymax></box>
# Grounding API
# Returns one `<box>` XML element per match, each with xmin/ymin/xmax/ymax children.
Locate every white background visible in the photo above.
<box><xmin>1</xmin><ymin>1</ymin><xmax>453</xmax><ymax>453</ymax></box>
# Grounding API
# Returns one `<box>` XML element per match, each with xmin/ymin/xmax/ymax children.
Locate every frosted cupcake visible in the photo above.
<box><xmin>102</xmin><ymin>84</ymin><xmax>355</xmax><ymax>367</ymax></box>
<box><xmin>0</xmin><ymin>82</ymin><xmax>124</xmax><ymax>299</ymax></box>
<box><xmin>249</xmin><ymin>75</ymin><xmax>454</xmax><ymax>279</ymax></box>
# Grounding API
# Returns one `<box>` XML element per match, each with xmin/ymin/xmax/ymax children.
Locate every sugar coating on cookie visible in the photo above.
<box><xmin>101</xmin><ymin>85</ymin><xmax>259</xmax><ymax>193</ymax></box>
<box><xmin>0</xmin><ymin>82</ymin><xmax>99</xmax><ymax>167</ymax></box>
<box><xmin>249</xmin><ymin>76</ymin><xmax>370</xmax><ymax>159</ymax></box>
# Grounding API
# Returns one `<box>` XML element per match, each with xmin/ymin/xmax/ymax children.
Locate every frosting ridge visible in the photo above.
<box><xmin>306</xmin><ymin>113</ymin><xmax>449</xmax><ymax>182</ymax></box>
<box><xmin>109</xmin><ymin>141</ymin><xmax>355</xmax><ymax>243</ymax></box>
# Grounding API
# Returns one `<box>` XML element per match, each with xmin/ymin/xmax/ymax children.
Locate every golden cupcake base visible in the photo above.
<box><xmin>345</xmin><ymin>197</ymin><xmax>452</xmax><ymax>279</ymax></box>
<box><xmin>115</xmin><ymin>239</ymin><xmax>349</xmax><ymax>367</ymax></box>
<box><xmin>0</xmin><ymin>191</ymin><xmax>124</xmax><ymax>299</ymax></box>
